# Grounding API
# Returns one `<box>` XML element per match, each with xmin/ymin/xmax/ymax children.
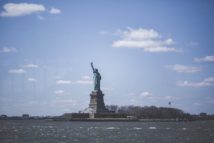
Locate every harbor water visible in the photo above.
<box><xmin>0</xmin><ymin>120</ymin><xmax>214</xmax><ymax>143</ymax></box>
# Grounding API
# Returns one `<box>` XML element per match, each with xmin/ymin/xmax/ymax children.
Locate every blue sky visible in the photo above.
<box><xmin>0</xmin><ymin>0</ymin><xmax>214</xmax><ymax>116</ymax></box>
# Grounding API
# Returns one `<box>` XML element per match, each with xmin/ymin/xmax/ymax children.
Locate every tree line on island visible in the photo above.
<box><xmin>106</xmin><ymin>105</ymin><xmax>214</xmax><ymax>121</ymax></box>
<box><xmin>1</xmin><ymin>105</ymin><xmax>214</xmax><ymax>121</ymax></box>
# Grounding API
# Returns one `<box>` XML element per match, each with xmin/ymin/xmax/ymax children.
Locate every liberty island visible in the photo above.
<box><xmin>62</xmin><ymin>62</ymin><xmax>127</xmax><ymax>120</ymax></box>
<box><xmin>1</xmin><ymin>63</ymin><xmax>213</xmax><ymax>121</ymax></box>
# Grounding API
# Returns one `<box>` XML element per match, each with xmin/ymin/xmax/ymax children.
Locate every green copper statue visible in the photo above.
<box><xmin>91</xmin><ymin>62</ymin><xmax>101</xmax><ymax>91</ymax></box>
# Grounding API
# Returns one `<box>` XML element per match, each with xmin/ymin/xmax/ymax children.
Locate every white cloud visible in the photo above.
<box><xmin>167</xmin><ymin>64</ymin><xmax>201</xmax><ymax>73</ymax></box>
<box><xmin>22</xmin><ymin>64</ymin><xmax>39</xmax><ymax>68</ymax></box>
<box><xmin>28</xmin><ymin>77</ymin><xmax>37</xmax><ymax>82</ymax></box>
<box><xmin>49</xmin><ymin>7</ymin><xmax>61</xmax><ymax>14</ymax></box>
<box><xmin>102</xmin><ymin>87</ymin><xmax>114</xmax><ymax>91</ymax></box>
<box><xmin>75</xmin><ymin>80</ymin><xmax>93</xmax><ymax>84</ymax></box>
<box><xmin>53</xmin><ymin>99</ymin><xmax>76</xmax><ymax>104</ymax></box>
<box><xmin>129</xmin><ymin>91</ymin><xmax>159</xmax><ymax>105</ymax></box>
<box><xmin>82</xmin><ymin>75</ymin><xmax>91</xmax><ymax>80</ymax></box>
<box><xmin>37</xmin><ymin>15</ymin><xmax>45</xmax><ymax>20</ymax></box>
<box><xmin>139</xmin><ymin>91</ymin><xmax>153</xmax><ymax>97</ymax></box>
<box><xmin>56</xmin><ymin>79</ymin><xmax>93</xmax><ymax>85</ymax></box>
<box><xmin>164</xmin><ymin>96</ymin><xmax>173</xmax><ymax>100</ymax></box>
<box><xmin>0</xmin><ymin>3</ymin><xmax>45</xmax><ymax>17</ymax></box>
<box><xmin>188</xmin><ymin>41</ymin><xmax>199</xmax><ymax>47</ymax></box>
<box><xmin>56</xmin><ymin>80</ymin><xmax>72</xmax><ymax>85</ymax></box>
<box><xmin>54</xmin><ymin>90</ymin><xmax>65</xmax><ymax>95</ymax></box>
<box><xmin>112</xmin><ymin>28</ymin><xmax>180</xmax><ymax>52</ymax></box>
<box><xmin>177</xmin><ymin>77</ymin><xmax>214</xmax><ymax>87</ymax></box>
<box><xmin>51</xmin><ymin>99</ymin><xmax>77</xmax><ymax>107</ymax></box>
<box><xmin>1</xmin><ymin>47</ymin><xmax>17</xmax><ymax>53</ymax></box>
<box><xmin>8</xmin><ymin>68</ymin><xmax>26</xmax><ymax>74</ymax></box>
<box><xmin>194</xmin><ymin>55</ymin><xmax>214</xmax><ymax>62</ymax></box>
<box><xmin>8</xmin><ymin>69</ymin><xmax>26</xmax><ymax>74</ymax></box>
<box><xmin>99</xmin><ymin>30</ymin><xmax>109</xmax><ymax>35</ymax></box>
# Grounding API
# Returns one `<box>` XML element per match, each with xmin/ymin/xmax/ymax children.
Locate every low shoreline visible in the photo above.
<box><xmin>0</xmin><ymin>118</ymin><xmax>202</xmax><ymax>122</ymax></box>
<box><xmin>61</xmin><ymin>118</ymin><xmax>193</xmax><ymax>122</ymax></box>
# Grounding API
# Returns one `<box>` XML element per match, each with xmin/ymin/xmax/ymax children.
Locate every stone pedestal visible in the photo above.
<box><xmin>89</xmin><ymin>90</ymin><xmax>108</xmax><ymax>113</ymax></box>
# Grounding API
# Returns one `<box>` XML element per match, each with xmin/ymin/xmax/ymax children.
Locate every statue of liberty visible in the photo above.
<box><xmin>91</xmin><ymin>62</ymin><xmax>101</xmax><ymax>91</ymax></box>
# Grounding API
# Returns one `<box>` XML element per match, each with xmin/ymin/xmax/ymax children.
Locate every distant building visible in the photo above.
<box><xmin>22</xmin><ymin>114</ymin><xmax>30</xmax><ymax>118</ymax></box>
<box><xmin>199</xmin><ymin>112</ymin><xmax>207</xmax><ymax>117</ymax></box>
<box><xmin>0</xmin><ymin>114</ymin><xmax>8</xmax><ymax>119</ymax></box>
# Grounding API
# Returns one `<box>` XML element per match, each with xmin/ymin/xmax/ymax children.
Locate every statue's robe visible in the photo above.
<box><xmin>93</xmin><ymin>71</ymin><xmax>101</xmax><ymax>91</ymax></box>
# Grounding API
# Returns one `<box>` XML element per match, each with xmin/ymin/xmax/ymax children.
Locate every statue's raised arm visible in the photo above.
<box><xmin>91</xmin><ymin>62</ymin><xmax>95</xmax><ymax>72</ymax></box>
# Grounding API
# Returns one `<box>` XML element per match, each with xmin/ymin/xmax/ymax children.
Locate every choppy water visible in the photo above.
<box><xmin>0</xmin><ymin>120</ymin><xmax>214</xmax><ymax>143</ymax></box>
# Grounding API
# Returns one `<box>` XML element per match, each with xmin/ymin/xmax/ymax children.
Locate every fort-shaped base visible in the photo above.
<box><xmin>89</xmin><ymin>90</ymin><xmax>109</xmax><ymax>113</ymax></box>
